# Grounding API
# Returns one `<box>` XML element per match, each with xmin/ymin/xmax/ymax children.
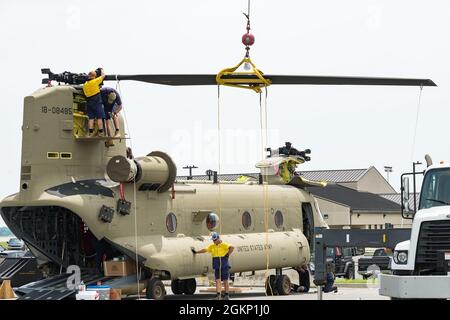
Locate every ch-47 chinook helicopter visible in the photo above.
<box><xmin>0</xmin><ymin>66</ymin><xmax>435</xmax><ymax>299</ymax></box>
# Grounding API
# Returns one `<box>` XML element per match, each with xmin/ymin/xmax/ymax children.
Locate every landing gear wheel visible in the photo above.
<box><xmin>181</xmin><ymin>278</ymin><xmax>197</xmax><ymax>295</ymax></box>
<box><xmin>146</xmin><ymin>278</ymin><xmax>166</xmax><ymax>300</ymax></box>
<box><xmin>276</xmin><ymin>275</ymin><xmax>291</xmax><ymax>295</ymax></box>
<box><xmin>171</xmin><ymin>279</ymin><xmax>183</xmax><ymax>295</ymax></box>
<box><xmin>265</xmin><ymin>275</ymin><xmax>278</xmax><ymax>296</ymax></box>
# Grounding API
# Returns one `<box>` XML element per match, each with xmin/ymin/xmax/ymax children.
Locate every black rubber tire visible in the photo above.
<box><xmin>181</xmin><ymin>278</ymin><xmax>197</xmax><ymax>295</ymax></box>
<box><xmin>346</xmin><ymin>266</ymin><xmax>355</xmax><ymax>280</ymax></box>
<box><xmin>171</xmin><ymin>279</ymin><xmax>183</xmax><ymax>295</ymax></box>
<box><xmin>276</xmin><ymin>275</ymin><xmax>291</xmax><ymax>296</ymax></box>
<box><xmin>265</xmin><ymin>275</ymin><xmax>278</xmax><ymax>296</ymax></box>
<box><xmin>146</xmin><ymin>278</ymin><xmax>166</xmax><ymax>300</ymax></box>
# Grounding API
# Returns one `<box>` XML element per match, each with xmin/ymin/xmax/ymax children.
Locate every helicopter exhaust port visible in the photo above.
<box><xmin>106</xmin><ymin>151</ymin><xmax>177</xmax><ymax>193</ymax></box>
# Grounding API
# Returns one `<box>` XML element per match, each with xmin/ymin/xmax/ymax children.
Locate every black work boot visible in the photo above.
<box><xmin>211</xmin><ymin>292</ymin><xmax>221</xmax><ymax>300</ymax></box>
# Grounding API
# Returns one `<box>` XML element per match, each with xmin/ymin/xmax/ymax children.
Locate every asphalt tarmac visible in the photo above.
<box><xmin>162</xmin><ymin>285</ymin><xmax>389</xmax><ymax>300</ymax></box>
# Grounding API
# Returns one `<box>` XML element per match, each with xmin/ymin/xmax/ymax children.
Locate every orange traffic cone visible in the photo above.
<box><xmin>0</xmin><ymin>280</ymin><xmax>16</xmax><ymax>299</ymax></box>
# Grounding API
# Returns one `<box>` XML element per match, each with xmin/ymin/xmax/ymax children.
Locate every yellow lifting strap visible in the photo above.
<box><xmin>216</xmin><ymin>57</ymin><xmax>271</xmax><ymax>93</ymax></box>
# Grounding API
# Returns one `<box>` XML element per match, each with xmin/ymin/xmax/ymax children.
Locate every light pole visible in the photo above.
<box><xmin>384</xmin><ymin>166</ymin><xmax>393</xmax><ymax>183</ymax></box>
<box><xmin>183</xmin><ymin>165</ymin><xmax>198</xmax><ymax>180</ymax></box>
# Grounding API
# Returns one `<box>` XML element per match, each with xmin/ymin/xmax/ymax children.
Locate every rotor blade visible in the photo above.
<box><xmin>105</xmin><ymin>74</ymin><xmax>436</xmax><ymax>87</ymax></box>
<box><xmin>265</xmin><ymin>75</ymin><xmax>436</xmax><ymax>87</ymax></box>
<box><xmin>104</xmin><ymin>74</ymin><xmax>217</xmax><ymax>85</ymax></box>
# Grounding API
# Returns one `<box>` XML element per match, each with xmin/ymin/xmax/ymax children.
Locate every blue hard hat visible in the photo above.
<box><xmin>211</xmin><ymin>232</ymin><xmax>219</xmax><ymax>241</ymax></box>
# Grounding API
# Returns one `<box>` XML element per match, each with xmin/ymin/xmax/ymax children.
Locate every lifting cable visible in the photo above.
<box><xmin>115</xmin><ymin>79</ymin><xmax>142</xmax><ymax>299</ymax></box>
<box><xmin>215</xmin><ymin>0</ymin><xmax>273</xmax><ymax>295</ymax></box>
<box><xmin>410</xmin><ymin>85</ymin><xmax>424</xmax><ymax>162</ymax></box>
<box><xmin>404</xmin><ymin>85</ymin><xmax>424</xmax><ymax>228</ymax></box>
<box><xmin>247</xmin><ymin>0</ymin><xmax>273</xmax><ymax>296</ymax></box>
<box><xmin>259</xmin><ymin>87</ymin><xmax>272</xmax><ymax>295</ymax></box>
<box><xmin>217</xmin><ymin>84</ymin><xmax>224</xmax><ymax>283</ymax></box>
<box><xmin>216</xmin><ymin>1</ymin><xmax>270</xmax><ymax>93</ymax></box>
<box><xmin>215</xmin><ymin>85</ymin><xmax>272</xmax><ymax>294</ymax></box>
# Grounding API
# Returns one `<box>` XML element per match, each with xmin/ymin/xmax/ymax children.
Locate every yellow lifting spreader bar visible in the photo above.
<box><xmin>216</xmin><ymin>57</ymin><xmax>271</xmax><ymax>93</ymax></box>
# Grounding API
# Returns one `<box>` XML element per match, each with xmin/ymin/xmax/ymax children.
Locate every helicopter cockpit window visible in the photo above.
<box><xmin>166</xmin><ymin>212</ymin><xmax>177</xmax><ymax>233</ymax></box>
<box><xmin>274</xmin><ymin>210</ymin><xmax>284</xmax><ymax>229</ymax></box>
<box><xmin>206</xmin><ymin>213</ymin><xmax>219</xmax><ymax>231</ymax></box>
<box><xmin>242</xmin><ymin>211</ymin><xmax>252</xmax><ymax>230</ymax></box>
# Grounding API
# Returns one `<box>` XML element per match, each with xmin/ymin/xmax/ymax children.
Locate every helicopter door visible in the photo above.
<box><xmin>72</xmin><ymin>92</ymin><xmax>89</xmax><ymax>138</ymax></box>
<box><xmin>301</xmin><ymin>203</ymin><xmax>314</xmax><ymax>248</ymax></box>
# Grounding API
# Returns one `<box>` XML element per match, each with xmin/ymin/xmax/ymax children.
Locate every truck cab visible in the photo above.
<box><xmin>379</xmin><ymin>163</ymin><xmax>450</xmax><ymax>299</ymax></box>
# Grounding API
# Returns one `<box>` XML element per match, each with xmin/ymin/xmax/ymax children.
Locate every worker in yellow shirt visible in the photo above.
<box><xmin>83</xmin><ymin>68</ymin><xmax>106</xmax><ymax>137</ymax></box>
<box><xmin>192</xmin><ymin>232</ymin><xmax>234</xmax><ymax>300</ymax></box>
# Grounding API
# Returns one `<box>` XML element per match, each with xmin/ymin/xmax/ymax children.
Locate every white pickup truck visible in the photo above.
<box><xmin>379</xmin><ymin>160</ymin><xmax>450</xmax><ymax>299</ymax></box>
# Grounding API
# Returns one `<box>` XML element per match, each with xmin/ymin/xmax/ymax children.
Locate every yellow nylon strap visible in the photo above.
<box><xmin>216</xmin><ymin>57</ymin><xmax>271</xmax><ymax>93</ymax></box>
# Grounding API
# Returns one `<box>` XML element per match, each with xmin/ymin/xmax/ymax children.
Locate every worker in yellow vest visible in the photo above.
<box><xmin>192</xmin><ymin>232</ymin><xmax>234</xmax><ymax>300</ymax></box>
<box><xmin>83</xmin><ymin>68</ymin><xmax>106</xmax><ymax>137</ymax></box>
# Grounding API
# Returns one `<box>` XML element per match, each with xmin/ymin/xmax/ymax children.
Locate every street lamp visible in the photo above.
<box><xmin>384</xmin><ymin>166</ymin><xmax>393</xmax><ymax>182</ymax></box>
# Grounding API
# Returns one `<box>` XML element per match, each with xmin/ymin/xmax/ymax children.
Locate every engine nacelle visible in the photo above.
<box><xmin>106</xmin><ymin>151</ymin><xmax>177</xmax><ymax>192</ymax></box>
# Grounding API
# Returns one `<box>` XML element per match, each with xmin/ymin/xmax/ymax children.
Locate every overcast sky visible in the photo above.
<box><xmin>1</xmin><ymin>1</ymin><xmax>449</xmax><ymax>227</ymax></box>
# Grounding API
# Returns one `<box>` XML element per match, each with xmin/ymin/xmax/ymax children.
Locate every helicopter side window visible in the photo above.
<box><xmin>206</xmin><ymin>212</ymin><xmax>219</xmax><ymax>231</ymax></box>
<box><xmin>242</xmin><ymin>211</ymin><xmax>252</xmax><ymax>230</ymax></box>
<box><xmin>166</xmin><ymin>212</ymin><xmax>177</xmax><ymax>233</ymax></box>
<box><xmin>274</xmin><ymin>210</ymin><xmax>284</xmax><ymax>229</ymax></box>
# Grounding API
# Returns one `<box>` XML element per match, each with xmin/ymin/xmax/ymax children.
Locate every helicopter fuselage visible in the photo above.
<box><xmin>0</xmin><ymin>85</ymin><xmax>325</xmax><ymax>280</ymax></box>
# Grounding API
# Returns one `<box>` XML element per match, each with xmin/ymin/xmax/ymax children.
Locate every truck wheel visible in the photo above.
<box><xmin>181</xmin><ymin>278</ymin><xmax>197</xmax><ymax>295</ymax></box>
<box><xmin>265</xmin><ymin>275</ymin><xmax>278</xmax><ymax>296</ymax></box>
<box><xmin>171</xmin><ymin>279</ymin><xmax>183</xmax><ymax>295</ymax></box>
<box><xmin>146</xmin><ymin>278</ymin><xmax>166</xmax><ymax>300</ymax></box>
<box><xmin>346</xmin><ymin>266</ymin><xmax>355</xmax><ymax>280</ymax></box>
<box><xmin>276</xmin><ymin>275</ymin><xmax>291</xmax><ymax>295</ymax></box>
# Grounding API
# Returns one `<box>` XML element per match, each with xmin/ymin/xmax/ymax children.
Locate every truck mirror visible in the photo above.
<box><xmin>402</xmin><ymin>177</ymin><xmax>411</xmax><ymax>212</ymax></box>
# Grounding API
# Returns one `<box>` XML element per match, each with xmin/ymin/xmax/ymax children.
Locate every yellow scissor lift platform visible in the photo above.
<box><xmin>75</xmin><ymin>136</ymin><xmax>128</xmax><ymax>141</ymax></box>
<box><xmin>72</xmin><ymin>94</ymin><xmax>128</xmax><ymax>142</ymax></box>
<box><xmin>73</xmin><ymin>112</ymin><xmax>128</xmax><ymax>141</ymax></box>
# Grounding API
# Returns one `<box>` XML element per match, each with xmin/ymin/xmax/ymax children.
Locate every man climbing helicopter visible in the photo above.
<box><xmin>101</xmin><ymin>86</ymin><xmax>123</xmax><ymax>139</ymax></box>
<box><xmin>83</xmin><ymin>68</ymin><xmax>106</xmax><ymax>137</ymax></box>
